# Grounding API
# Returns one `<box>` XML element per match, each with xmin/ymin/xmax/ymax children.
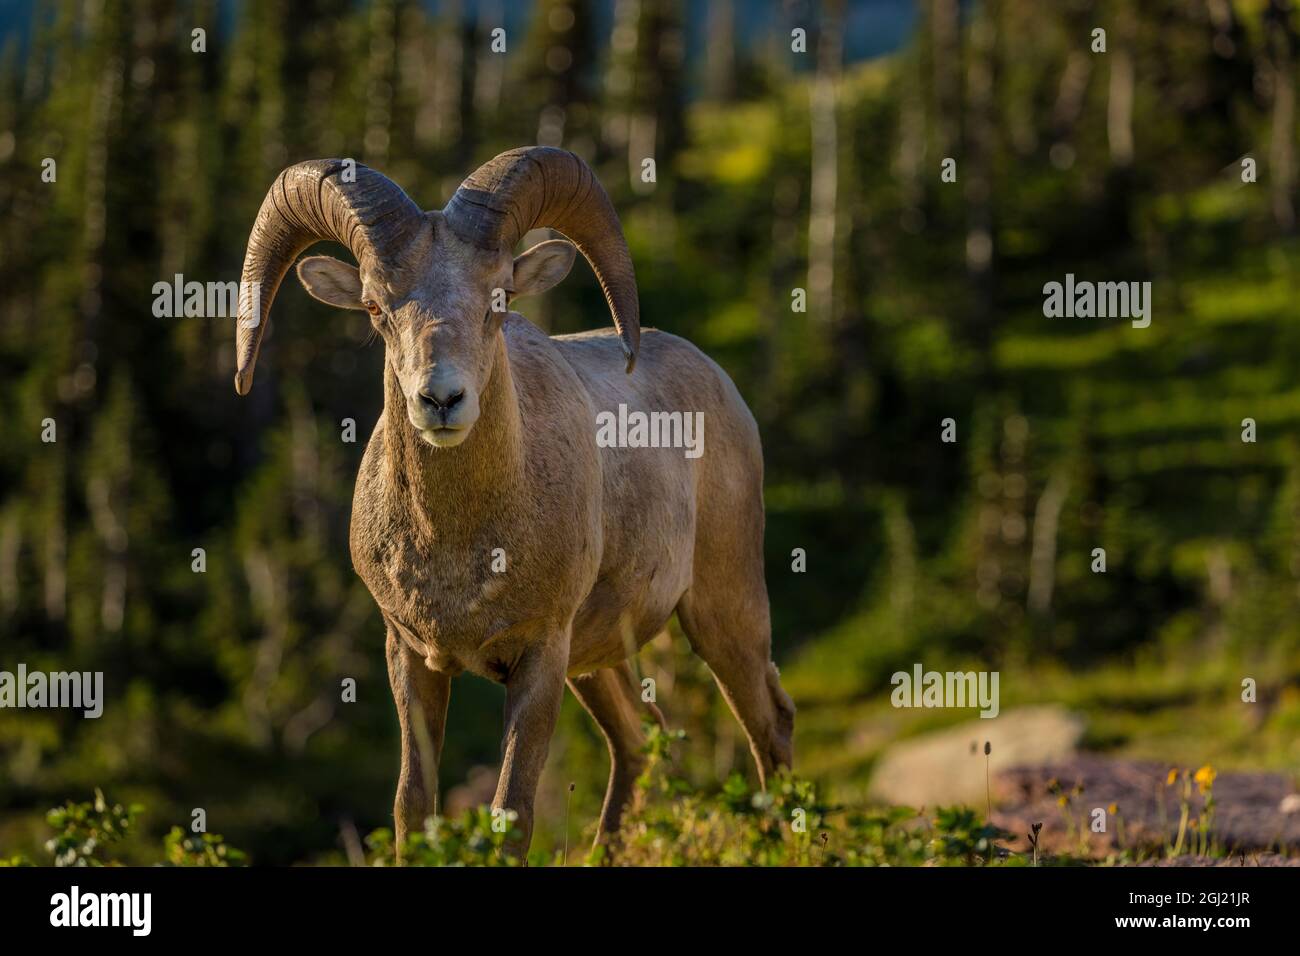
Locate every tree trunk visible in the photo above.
<box><xmin>808</xmin><ymin>0</ymin><xmax>843</xmax><ymax>327</ymax></box>
<box><xmin>1268</xmin><ymin>0</ymin><xmax>1296</xmax><ymax>231</ymax></box>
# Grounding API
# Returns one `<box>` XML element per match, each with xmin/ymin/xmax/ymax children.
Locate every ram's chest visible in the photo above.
<box><xmin>351</xmin><ymin>513</ymin><xmax>569</xmax><ymax>678</ymax></box>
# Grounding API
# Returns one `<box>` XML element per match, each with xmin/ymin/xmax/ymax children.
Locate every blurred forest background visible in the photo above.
<box><xmin>1</xmin><ymin>0</ymin><xmax>1299</xmax><ymax>864</ymax></box>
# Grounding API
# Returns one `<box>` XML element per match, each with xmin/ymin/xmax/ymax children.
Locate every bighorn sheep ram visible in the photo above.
<box><xmin>234</xmin><ymin>147</ymin><xmax>795</xmax><ymax>856</ymax></box>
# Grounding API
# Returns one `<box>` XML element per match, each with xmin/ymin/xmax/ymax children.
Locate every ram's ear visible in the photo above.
<box><xmin>510</xmin><ymin>238</ymin><xmax>576</xmax><ymax>302</ymax></box>
<box><xmin>296</xmin><ymin>255</ymin><xmax>365</xmax><ymax>309</ymax></box>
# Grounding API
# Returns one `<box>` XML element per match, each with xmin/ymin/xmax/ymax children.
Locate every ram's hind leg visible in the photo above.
<box><xmin>567</xmin><ymin>660</ymin><xmax>665</xmax><ymax>849</ymax></box>
<box><xmin>676</xmin><ymin>577</ymin><xmax>795</xmax><ymax>787</ymax></box>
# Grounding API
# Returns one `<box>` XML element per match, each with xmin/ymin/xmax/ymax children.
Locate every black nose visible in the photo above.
<box><xmin>418</xmin><ymin>386</ymin><xmax>464</xmax><ymax>412</ymax></box>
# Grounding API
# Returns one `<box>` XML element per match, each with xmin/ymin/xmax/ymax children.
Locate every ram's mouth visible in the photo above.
<box><xmin>419</xmin><ymin>425</ymin><xmax>469</xmax><ymax>448</ymax></box>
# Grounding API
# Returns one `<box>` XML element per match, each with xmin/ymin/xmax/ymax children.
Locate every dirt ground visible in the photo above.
<box><xmin>994</xmin><ymin>755</ymin><xmax>1300</xmax><ymax>864</ymax></box>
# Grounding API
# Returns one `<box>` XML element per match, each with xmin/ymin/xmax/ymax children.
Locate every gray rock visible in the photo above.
<box><xmin>868</xmin><ymin>705</ymin><xmax>1085</xmax><ymax>808</ymax></box>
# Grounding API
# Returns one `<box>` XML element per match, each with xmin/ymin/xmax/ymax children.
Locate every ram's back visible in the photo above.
<box><xmin>548</xmin><ymin>327</ymin><xmax>766</xmax><ymax>672</ymax></box>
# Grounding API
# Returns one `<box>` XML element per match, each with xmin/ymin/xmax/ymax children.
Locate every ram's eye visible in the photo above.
<box><xmin>364</xmin><ymin>301</ymin><xmax>382</xmax><ymax>317</ymax></box>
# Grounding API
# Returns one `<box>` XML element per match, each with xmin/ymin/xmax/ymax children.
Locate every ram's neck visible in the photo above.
<box><xmin>381</xmin><ymin>334</ymin><xmax>525</xmax><ymax>538</ymax></box>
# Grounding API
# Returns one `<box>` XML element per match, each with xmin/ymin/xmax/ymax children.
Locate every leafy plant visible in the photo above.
<box><xmin>366</xmin><ymin>807</ymin><xmax>526</xmax><ymax>867</ymax></box>
<box><xmin>164</xmin><ymin>827</ymin><xmax>247</xmax><ymax>867</ymax></box>
<box><xmin>29</xmin><ymin>791</ymin><xmax>249</xmax><ymax>866</ymax></box>
<box><xmin>44</xmin><ymin>789</ymin><xmax>142</xmax><ymax>867</ymax></box>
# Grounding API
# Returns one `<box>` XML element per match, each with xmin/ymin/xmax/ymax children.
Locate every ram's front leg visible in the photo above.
<box><xmin>385</xmin><ymin>626</ymin><xmax>451</xmax><ymax>862</ymax></box>
<box><xmin>493</xmin><ymin>636</ymin><xmax>569</xmax><ymax>858</ymax></box>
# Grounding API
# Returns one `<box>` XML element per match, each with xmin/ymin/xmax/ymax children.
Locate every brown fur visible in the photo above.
<box><xmin>293</xmin><ymin>210</ymin><xmax>794</xmax><ymax>860</ymax></box>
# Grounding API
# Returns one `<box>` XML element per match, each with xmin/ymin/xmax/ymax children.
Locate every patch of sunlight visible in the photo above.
<box><xmin>765</xmin><ymin>479</ymin><xmax>848</xmax><ymax>512</ymax></box>
<box><xmin>1096</xmin><ymin>389</ymin><xmax>1300</xmax><ymax>438</ymax></box>
<box><xmin>680</xmin><ymin>106</ymin><xmax>778</xmax><ymax>186</ymax></box>
<box><xmin>1150</xmin><ymin>182</ymin><xmax>1257</xmax><ymax>226</ymax></box>
<box><xmin>1187</xmin><ymin>274</ymin><xmax>1291</xmax><ymax>327</ymax></box>
<box><xmin>697</xmin><ymin>300</ymin><xmax>758</xmax><ymax>348</ymax></box>
<box><xmin>996</xmin><ymin>327</ymin><xmax>1134</xmax><ymax>369</ymax></box>
<box><xmin>1183</xmin><ymin>181</ymin><xmax>1258</xmax><ymax>223</ymax></box>
<box><xmin>1098</xmin><ymin>440</ymin><xmax>1284</xmax><ymax>477</ymax></box>
<box><xmin>837</xmin><ymin>58</ymin><xmax>895</xmax><ymax>98</ymax></box>
<box><xmin>895</xmin><ymin>315</ymin><xmax>970</xmax><ymax>381</ymax></box>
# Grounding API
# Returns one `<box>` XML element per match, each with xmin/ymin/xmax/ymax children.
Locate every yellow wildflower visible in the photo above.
<box><xmin>1194</xmin><ymin>765</ymin><xmax>1216</xmax><ymax>794</ymax></box>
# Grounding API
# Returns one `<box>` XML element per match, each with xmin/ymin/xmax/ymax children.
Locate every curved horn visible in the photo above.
<box><xmin>234</xmin><ymin>159</ymin><xmax>425</xmax><ymax>395</ymax></box>
<box><xmin>442</xmin><ymin>147</ymin><xmax>640</xmax><ymax>372</ymax></box>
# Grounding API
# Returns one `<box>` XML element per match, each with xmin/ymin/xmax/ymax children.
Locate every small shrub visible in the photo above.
<box><xmin>366</xmin><ymin>806</ymin><xmax>525</xmax><ymax>867</ymax></box>
<box><xmin>30</xmin><ymin>790</ymin><xmax>249</xmax><ymax>866</ymax></box>
<box><xmin>164</xmin><ymin>827</ymin><xmax>247</xmax><ymax>866</ymax></box>
<box><xmin>44</xmin><ymin>789</ymin><xmax>142</xmax><ymax>867</ymax></box>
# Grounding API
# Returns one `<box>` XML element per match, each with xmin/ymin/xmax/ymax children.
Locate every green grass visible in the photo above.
<box><xmin>3</xmin><ymin>721</ymin><xmax>1267</xmax><ymax>868</ymax></box>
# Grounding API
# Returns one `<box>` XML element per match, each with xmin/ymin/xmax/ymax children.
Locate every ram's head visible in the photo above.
<box><xmin>234</xmin><ymin>147</ymin><xmax>639</xmax><ymax>447</ymax></box>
